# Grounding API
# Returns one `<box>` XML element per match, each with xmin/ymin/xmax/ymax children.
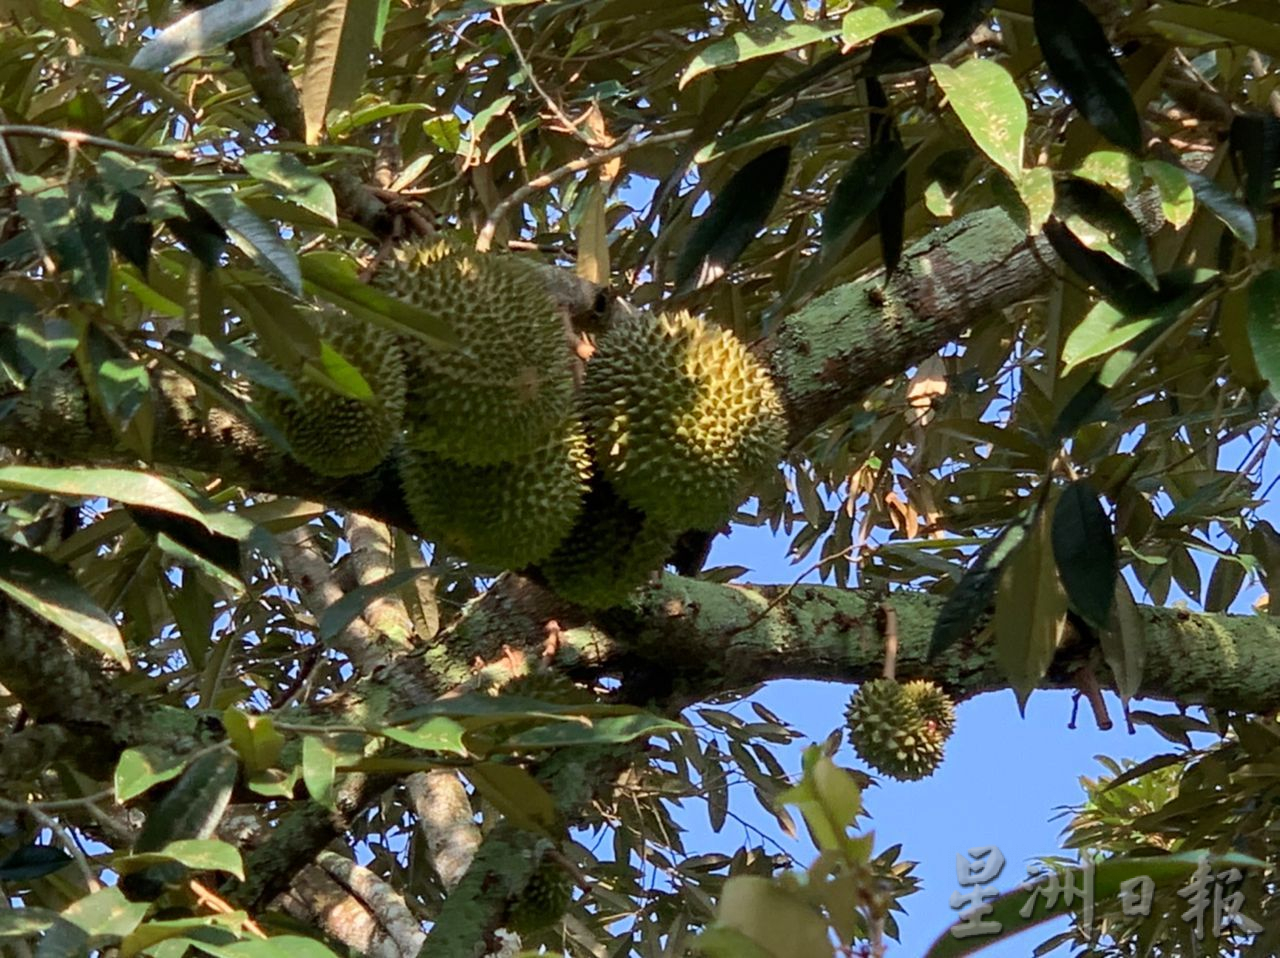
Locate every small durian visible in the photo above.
<box><xmin>506</xmin><ymin>857</ymin><xmax>572</xmax><ymax>936</ymax></box>
<box><xmin>374</xmin><ymin>241</ymin><xmax>576</xmax><ymax>464</ymax></box>
<box><xmin>397</xmin><ymin>419</ymin><xmax>590</xmax><ymax>569</ymax></box>
<box><xmin>15</xmin><ymin>366</ymin><xmax>91</xmax><ymax>443</ymax></box>
<box><xmin>537</xmin><ymin>480</ymin><xmax>676</xmax><ymax>609</ymax></box>
<box><xmin>258</xmin><ymin>309</ymin><xmax>406</xmax><ymax>477</ymax></box>
<box><xmin>583</xmin><ymin>310</ymin><xmax>786</xmax><ymax>530</ymax></box>
<box><xmin>845</xmin><ymin>678</ymin><xmax>954</xmax><ymax>782</ymax></box>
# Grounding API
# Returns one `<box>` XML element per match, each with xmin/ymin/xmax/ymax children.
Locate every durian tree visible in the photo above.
<box><xmin>3</xmin><ymin>1</ymin><xmax>1280</xmax><ymax>956</ymax></box>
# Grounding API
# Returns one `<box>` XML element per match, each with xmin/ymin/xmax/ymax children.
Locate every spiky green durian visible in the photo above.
<box><xmin>901</xmin><ymin>678</ymin><xmax>956</xmax><ymax>737</ymax></box>
<box><xmin>258</xmin><ymin>309</ymin><xmax>406</xmax><ymax>477</ymax></box>
<box><xmin>506</xmin><ymin>857</ymin><xmax>572</xmax><ymax>935</ymax></box>
<box><xmin>537</xmin><ymin>480</ymin><xmax>676</xmax><ymax>609</ymax></box>
<box><xmin>397</xmin><ymin>419</ymin><xmax>590</xmax><ymax>569</ymax></box>
<box><xmin>844</xmin><ymin>678</ymin><xmax>954</xmax><ymax>782</ymax></box>
<box><xmin>15</xmin><ymin>366</ymin><xmax>90</xmax><ymax>443</ymax></box>
<box><xmin>374</xmin><ymin>240</ymin><xmax>575</xmax><ymax>464</ymax></box>
<box><xmin>583</xmin><ymin>310</ymin><xmax>787</xmax><ymax>531</ymax></box>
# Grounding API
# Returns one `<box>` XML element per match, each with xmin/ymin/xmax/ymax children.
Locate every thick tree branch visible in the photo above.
<box><xmin>441</xmin><ymin>573</ymin><xmax>1280</xmax><ymax>714</ymax></box>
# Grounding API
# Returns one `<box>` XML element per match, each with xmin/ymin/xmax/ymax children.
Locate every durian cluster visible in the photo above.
<box><xmin>257</xmin><ymin>240</ymin><xmax>787</xmax><ymax>607</ymax></box>
<box><xmin>844</xmin><ymin>678</ymin><xmax>956</xmax><ymax>781</ymax></box>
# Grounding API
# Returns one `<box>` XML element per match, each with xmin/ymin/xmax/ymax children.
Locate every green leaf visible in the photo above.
<box><xmin>36</xmin><ymin>887</ymin><xmax>147</xmax><ymax>958</ymax></box>
<box><xmin>55</xmin><ymin>193</ymin><xmax>111</xmax><ymax>305</ymax></box>
<box><xmin>380</xmin><ymin>717</ymin><xmax>468</xmax><ymax>754</ymax></box>
<box><xmin>116</xmin><ymin>913</ymin><xmax>248</xmax><ymax>955</ymax></box>
<box><xmin>300</xmin><ymin>251</ymin><xmax>459</xmax><ymax>349</ymax></box>
<box><xmin>1061</xmin><ymin>299</ymin><xmax>1164</xmax><ymax>373</ymax></box>
<box><xmin>820</xmin><ymin>137</ymin><xmax>909</xmax><ymax>262</ymax></box>
<box><xmin>711</xmin><ymin>876</ymin><xmax>833</xmax><ymax>958</ymax></box>
<box><xmin>240</xmin><ymin>154</ymin><xmax>338</xmax><ymax>225</ymax></box>
<box><xmin>1033</xmin><ymin>0</ymin><xmax>1143</xmax><ymax>153</ymax></box>
<box><xmin>995</xmin><ymin>503</ymin><xmax>1067</xmax><ymax>711</ymax></box>
<box><xmin>0</xmin><ymin>466</ymin><xmax>231</xmax><ymax>535</ymax></box>
<box><xmin>1050</xmin><ymin>481</ymin><xmax>1117</xmax><ymax>631</ymax></box>
<box><xmin>131</xmin><ymin>0</ymin><xmax>298</xmax><ymax>72</ymax></box>
<box><xmin>1142</xmin><ymin>2</ymin><xmax>1280</xmax><ymax>60</ymax></box>
<box><xmin>932</xmin><ymin>59</ymin><xmax>1026</xmax><ymax>179</ymax></box>
<box><xmin>929</xmin><ymin>523</ymin><xmax>1028</xmax><ymax>659</ymax></box>
<box><xmin>317</xmin><ymin>566</ymin><xmax>433</xmax><ymax>643</ymax></box>
<box><xmin>0</xmin><ymin>845</ymin><xmax>73</xmax><ymax>881</ymax></box>
<box><xmin>840</xmin><ymin>6</ymin><xmax>940</xmax><ymax>51</ymax></box>
<box><xmin>115</xmin><ymin>745</ymin><xmax>186</xmax><ymax>802</ymax></box>
<box><xmin>0</xmin><ymin>538</ymin><xmax>126</xmax><ymax>665</ymax></box>
<box><xmin>493</xmin><ymin>713</ymin><xmax>684</xmax><ymax>751</ymax></box>
<box><xmin>1204</xmin><ymin>554</ymin><xmax>1248</xmax><ymax>612</ymax></box>
<box><xmin>1143</xmin><ymin>159</ymin><xmax>1195</xmax><ymax>229</ymax></box>
<box><xmin>105</xmin><ymin>191</ymin><xmax>154</xmax><ymax>276</ymax></box>
<box><xmin>116</xmin><ymin>839</ymin><xmax>244</xmax><ymax>881</ymax></box>
<box><xmin>133</xmin><ymin>751</ymin><xmax>240</xmax><ymax>852</ymax></box>
<box><xmin>1183</xmin><ymin>166</ymin><xmax>1257</xmax><ymax>248</ymax></box>
<box><xmin>679</xmin><ymin>17</ymin><xmax>840</xmax><ymax>89</ymax></box>
<box><xmin>1016</xmin><ymin>166</ymin><xmax>1055</xmax><ymax>234</ymax></box>
<box><xmin>696</xmin><ymin>103</ymin><xmax>853</xmax><ymax>163</ymax></box>
<box><xmin>223</xmin><ymin>708</ymin><xmax>285</xmax><ymax>772</ymax></box>
<box><xmin>1055</xmin><ymin>176</ymin><xmax>1158</xmax><ymax>289</ymax></box>
<box><xmin>192</xmin><ymin>191</ymin><xmax>302</xmax><ymax>294</ymax></box>
<box><xmin>0</xmin><ymin>907</ymin><xmax>59</xmax><ymax>940</ymax></box>
<box><xmin>1231</xmin><ymin>113</ymin><xmax>1280</xmax><ymax>209</ymax></box>
<box><xmin>576</xmin><ymin>181</ymin><xmax>610</xmax><ymax>286</ymax></box>
<box><xmin>163</xmin><ymin>330</ymin><xmax>298</xmax><ymax>397</ymax></box>
<box><xmin>301</xmin><ymin>736</ymin><xmax>338</xmax><ymax>809</ymax></box>
<box><xmin>675</xmin><ymin>145</ymin><xmax>790</xmax><ymax>293</ymax></box>
<box><xmin>1100</xmin><ymin>576</ymin><xmax>1145</xmax><ymax>700</ymax></box>
<box><xmin>463</xmin><ymin>763</ymin><xmax>559</xmax><ymax>834</ymax></box>
<box><xmin>1246</xmin><ymin>270</ymin><xmax>1280</xmax><ymax>394</ymax></box>
<box><xmin>301</xmin><ymin>0</ymin><xmax>380</xmax><ymax>144</ymax></box>
<box><xmin>923</xmin><ymin>852</ymin><xmax>1266</xmax><ymax>958</ymax></box>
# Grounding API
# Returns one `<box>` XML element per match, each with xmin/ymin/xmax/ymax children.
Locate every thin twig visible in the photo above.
<box><xmin>0</xmin><ymin>790</ymin><xmax>114</xmax><ymax>812</ymax></box>
<box><xmin>0</xmin><ymin>124</ymin><xmax>195</xmax><ymax>159</ymax></box>
<box><xmin>493</xmin><ymin>9</ymin><xmax>590</xmax><ymax>146</ymax></box>
<box><xmin>475</xmin><ymin>129</ymin><xmax>686</xmax><ymax>252</ymax></box>
<box><xmin>24</xmin><ymin>806</ymin><xmax>100</xmax><ymax>892</ymax></box>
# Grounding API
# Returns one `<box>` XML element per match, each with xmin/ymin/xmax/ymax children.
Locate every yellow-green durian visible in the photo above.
<box><xmin>397</xmin><ymin>419</ymin><xmax>590</xmax><ymax>569</ymax></box>
<box><xmin>259</xmin><ymin>310</ymin><xmax>406</xmax><ymax>477</ymax></box>
<box><xmin>537</xmin><ymin>480</ymin><xmax>675</xmax><ymax>609</ymax></box>
<box><xmin>583</xmin><ymin>310</ymin><xmax>786</xmax><ymax>530</ymax></box>
<box><xmin>374</xmin><ymin>241</ymin><xmax>575</xmax><ymax>464</ymax></box>
<box><xmin>844</xmin><ymin>678</ymin><xmax>954</xmax><ymax>782</ymax></box>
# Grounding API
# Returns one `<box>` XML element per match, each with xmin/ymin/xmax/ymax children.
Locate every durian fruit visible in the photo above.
<box><xmin>844</xmin><ymin>678</ymin><xmax>955</xmax><ymax>782</ymax></box>
<box><xmin>15</xmin><ymin>366</ymin><xmax>91</xmax><ymax>443</ymax></box>
<box><xmin>397</xmin><ymin>418</ymin><xmax>590</xmax><ymax>569</ymax></box>
<box><xmin>258</xmin><ymin>309</ymin><xmax>406</xmax><ymax>477</ymax></box>
<box><xmin>538</xmin><ymin>479</ymin><xmax>676</xmax><ymax>609</ymax></box>
<box><xmin>506</xmin><ymin>857</ymin><xmax>572</xmax><ymax>936</ymax></box>
<box><xmin>373</xmin><ymin>240</ymin><xmax>575</xmax><ymax>464</ymax></box>
<box><xmin>583</xmin><ymin>310</ymin><xmax>787</xmax><ymax>531</ymax></box>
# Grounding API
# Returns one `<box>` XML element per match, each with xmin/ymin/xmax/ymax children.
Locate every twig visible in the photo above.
<box><xmin>24</xmin><ymin>806</ymin><xmax>100</xmax><ymax>892</ymax></box>
<box><xmin>475</xmin><ymin>129</ymin><xmax>686</xmax><ymax>252</ymax></box>
<box><xmin>493</xmin><ymin>9</ymin><xmax>590</xmax><ymax>146</ymax></box>
<box><xmin>0</xmin><ymin>790</ymin><xmax>114</xmax><ymax>812</ymax></box>
<box><xmin>190</xmin><ymin>879</ymin><xmax>268</xmax><ymax>937</ymax></box>
<box><xmin>0</xmin><ymin>124</ymin><xmax>195</xmax><ymax>160</ymax></box>
<box><xmin>878</xmin><ymin>603</ymin><xmax>898</xmax><ymax>681</ymax></box>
